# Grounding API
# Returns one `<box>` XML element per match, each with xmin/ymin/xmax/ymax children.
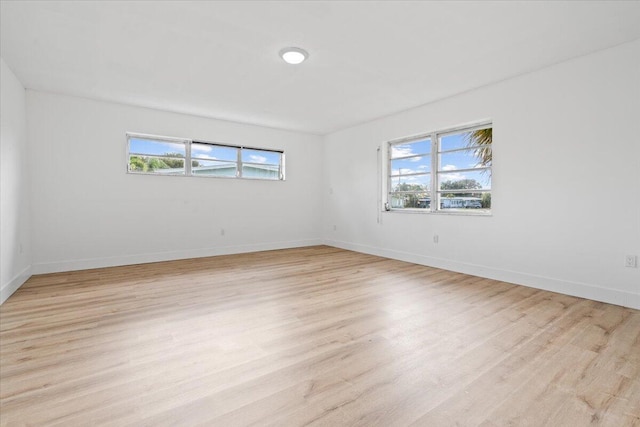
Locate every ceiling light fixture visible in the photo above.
<box><xmin>279</xmin><ymin>47</ymin><xmax>308</xmax><ymax>65</ymax></box>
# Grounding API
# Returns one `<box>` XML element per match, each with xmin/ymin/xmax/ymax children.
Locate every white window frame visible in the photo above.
<box><xmin>385</xmin><ymin>121</ymin><xmax>492</xmax><ymax>215</ymax></box>
<box><xmin>126</xmin><ymin>132</ymin><xmax>285</xmax><ymax>181</ymax></box>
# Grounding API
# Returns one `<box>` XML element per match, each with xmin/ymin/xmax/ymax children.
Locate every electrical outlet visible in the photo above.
<box><xmin>433</xmin><ymin>234</ymin><xmax>439</xmax><ymax>244</ymax></box>
<box><xmin>333</xmin><ymin>225</ymin><xmax>337</xmax><ymax>231</ymax></box>
<box><xmin>220</xmin><ymin>228</ymin><xmax>225</xmax><ymax>236</ymax></box>
<box><xmin>625</xmin><ymin>255</ymin><xmax>637</xmax><ymax>268</ymax></box>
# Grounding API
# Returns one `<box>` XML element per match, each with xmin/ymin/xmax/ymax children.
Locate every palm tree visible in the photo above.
<box><xmin>465</xmin><ymin>128</ymin><xmax>492</xmax><ymax>172</ymax></box>
<box><xmin>463</xmin><ymin>128</ymin><xmax>492</xmax><ymax>209</ymax></box>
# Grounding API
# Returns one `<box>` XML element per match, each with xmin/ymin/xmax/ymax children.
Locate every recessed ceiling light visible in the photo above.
<box><xmin>279</xmin><ymin>47</ymin><xmax>308</xmax><ymax>65</ymax></box>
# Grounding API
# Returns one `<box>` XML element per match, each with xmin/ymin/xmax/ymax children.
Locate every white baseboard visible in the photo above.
<box><xmin>324</xmin><ymin>239</ymin><xmax>640</xmax><ymax>310</ymax></box>
<box><xmin>1</xmin><ymin>265</ymin><xmax>32</xmax><ymax>305</ymax></box>
<box><xmin>32</xmin><ymin>239</ymin><xmax>324</xmax><ymax>275</ymax></box>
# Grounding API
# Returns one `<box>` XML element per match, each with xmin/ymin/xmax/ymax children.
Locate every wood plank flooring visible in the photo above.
<box><xmin>1</xmin><ymin>246</ymin><xmax>638</xmax><ymax>426</ymax></box>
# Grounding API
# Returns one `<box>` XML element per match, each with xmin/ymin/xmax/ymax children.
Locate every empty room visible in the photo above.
<box><xmin>1</xmin><ymin>1</ymin><xmax>639</xmax><ymax>425</ymax></box>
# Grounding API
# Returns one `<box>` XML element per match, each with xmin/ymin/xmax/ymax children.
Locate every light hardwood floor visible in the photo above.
<box><xmin>1</xmin><ymin>246</ymin><xmax>638</xmax><ymax>426</ymax></box>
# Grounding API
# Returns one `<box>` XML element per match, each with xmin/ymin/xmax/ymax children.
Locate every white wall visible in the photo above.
<box><xmin>5</xmin><ymin>40</ymin><xmax>639</xmax><ymax>310</ymax></box>
<box><xmin>323</xmin><ymin>40</ymin><xmax>640</xmax><ymax>309</ymax></box>
<box><xmin>27</xmin><ymin>91</ymin><xmax>323</xmax><ymax>273</ymax></box>
<box><xmin>1</xmin><ymin>58</ymin><xmax>32</xmax><ymax>304</ymax></box>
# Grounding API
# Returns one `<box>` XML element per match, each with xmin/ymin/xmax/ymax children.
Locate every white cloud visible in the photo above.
<box><xmin>391</xmin><ymin>145</ymin><xmax>426</xmax><ymax>162</ymax></box>
<box><xmin>440</xmin><ymin>166</ymin><xmax>467</xmax><ymax>181</ymax></box>
<box><xmin>249</xmin><ymin>155</ymin><xmax>267</xmax><ymax>164</ymax></box>
<box><xmin>192</xmin><ymin>144</ymin><xmax>213</xmax><ymax>152</ymax></box>
<box><xmin>391</xmin><ymin>167</ymin><xmax>420</xmax><ymax>175</ymax></box>
<box><xmin>191</xmin><ymin>144</ymin><xmax>217</xmax><ymax>160</ymax></box>
<box><xmin>391</xmin><ymin>145</ymin><xmax>414</xmax><ymax>158</ymax></box>
<box><xmin>391</xmin><ymin>172</ymin><xmax>429</xmax><ymax>187</ymax></box>
<box><xmin>441</xmin><ymin>172</ymin><xmax>467</xmax><ymax>181</ymax></box>
<box><xmin>155</xmin><ymin>142</ymin><xmax>185</xmax><ymax>154</ymax></box>
<box><xmin>403</xmin><ymin>175</ymin><xmax>425</xmax><ymax>184</ymax></box>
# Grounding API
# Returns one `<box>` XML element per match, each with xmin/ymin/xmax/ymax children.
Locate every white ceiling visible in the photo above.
<box><xmin>2</xmin><ymin>1</ymin><xmax>640</xmax><ymax>135</ymax></box>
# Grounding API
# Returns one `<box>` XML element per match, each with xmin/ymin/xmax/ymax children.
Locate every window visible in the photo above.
<box><xmin>127</xmin><ymin>133</ymin><xmax>285</xmax><ymax>181</ymax></box>
<box><xmin>387</xmin><ymin>123</ymin><xmax>491</xmax><ymax>214</ymax></box>
<box><xmin>128</xmin><ymin>135</ymin><xmax>188</xmax><ymax>175</ymax></box>
<box><xmin>388</xmin><ymin>137</ymin><xmax>431</xmax><ymax>209</ymax></box>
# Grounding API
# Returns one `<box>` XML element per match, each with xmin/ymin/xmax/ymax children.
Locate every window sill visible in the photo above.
<box><xmin>384</xmin><ymin>209</ymin><xmax>492</xmax><ymax>217</ymax></box>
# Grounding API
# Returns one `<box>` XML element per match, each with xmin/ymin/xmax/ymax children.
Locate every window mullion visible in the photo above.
<box><xmin>390</xmin><ymin>171</ymin><xmax>430</xmax><ymax>178</ymax></box>
<box><xmin>391</xmin><ymin>153</ymin><xmax>428</xmax><ymax>161</ymax></box>
<box><xmin>430</xmin><ymin>132</ymin><xmax>438</xmax><ymax>212</ymax></box>
<box><xmin>185</xmin><ymin>141</ymin><xmax>192</xmax><ymax>176</ymax></box>
<box><xmin>387</xmin><ymin>143</ymin><xmax>392</xmax><ymax>208</ymax></box>
<box><xmin>236</xmin><ymin>147</ymin><xmax>242</xmax><ymax>178</ymax></box>
<box><xmin>279</xmin><ymin>152</ymin><xmax>286</xmax><ymax>180</ymax></box>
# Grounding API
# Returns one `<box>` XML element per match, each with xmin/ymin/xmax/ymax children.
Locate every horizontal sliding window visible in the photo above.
<box><xmin>127</xmin><ymin>133</ymin><xmax>284</xmax><ymax>181</ymax></box>
<box><xmin>241</xmin><ymin>149</ymin><xmax>281</xmax><ymax>180</ymax></box>
<box><xmin>191</xmin><ymin>143</ymin><xmax>237</xmax><ymax>177</ymax></box>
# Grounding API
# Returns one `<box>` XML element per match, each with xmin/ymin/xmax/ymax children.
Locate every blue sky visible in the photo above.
<box><xmin>129</xmin><ymin>138</ymin><xmax>280</xmax><ymax>165</ymax></box>
<box><xmin>129</xmin><ymin>138</ymin><xmax>185</xmax><ymax>156</ymax></box>
<box><xmin>192</xmin><ymin>143</ymin><xmax>237</xmax><ymax>161</ymax></box>
<box><xmin>390</xmin><ymin>132</ymin><xmax>491</xmax><ymax>190</ymax></box>
<box><xmin>241</xmin><ymin>149</ymin><xmax>280</xmax><ymax>165</ymax></box>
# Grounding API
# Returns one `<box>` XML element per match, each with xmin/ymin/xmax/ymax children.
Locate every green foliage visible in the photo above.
<box><xmin>440</xmin><ymin>179</ymin><xmax>482</xmax><ymax>197</ymax></box>
<box><xmin>148</xmin><ymin>158</ymin><xmax>170</xmax><ymax>170</ymax></box>
<box><xmin>482</xmin><ymin>193</ymin><xmax>491</xmax><ymax>208</ymax></box>
<box><xmin>161</xmin><ymin>158</ymin><xmax>182</xmax><ymax>168</ymax></box>
<box><xmin>464</xmin><ymin>128</ymin><xmax>492</xmax><ymax>207</ymax></box>
<box><xmin>441</xmin><ymin>179</ymin><xmax>481</xmax><ymax>190</ymax></box>
<box><xmin>464</xmin><ymin>128</ymin><xmax>492</xmax><ymax>171</ymax></box>
<box><xmin>394</xmin><ymin>183</ymin><xmax>425</xmax><ymax>192</ymax></box>
<box><xmin>129</xmin><ymin>154</ymin><xmax>184</xmax><ymax>172</ymax></box>
<box><xmin>129</xmin><ymin>156</ymin><xmax>147</xmax><ymax>171</ymax></box>
<box><xmin>392</xmin><ymin>182</ymin><xmax>428</xmax><ymax>208</ymax></box>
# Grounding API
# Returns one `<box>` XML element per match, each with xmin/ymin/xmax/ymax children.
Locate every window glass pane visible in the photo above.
<box><xmin>390</xmin><ymin>138</ymin><xmax>431</xmax><ymax>159</ymax></box>
<box><xmin>242</xmin><ymin>149</ymin><xmax>280</xmax><ymax>165</ymax></box>
<box><xmin>438</xmin><ymin>194</ymin><xmax>490</xmax><ymax>210</ymax></box>
<box><xmin>441</xmin><ymin>128</ymin><xmax>492</xmax><ymax>152</ymax></box>
<box><xmin>390</xmin><ymin>174</ymin><xmax>430</xmax><ymax>192</ymax></box>
<box><xmin>389</xmin><ymin>192</ymin><xmax>431</xmax><ymax>209</ymax></box>
<box><xmin>191</xmin><ymin>143</ymin><xmax>237</xmax><ymax>161</ymax></box>
<box><xmin>128</xmin><ymin>156</ymin><xmax>185</xmax><ymax>175</ymax></box>
<box><xmin>191</xmin><ymin>159</ymin><xmax>237</xmax><ymax>177</ymax></box>
<box><xmin>242</xmin><ymin>164</ymin><xmax>279</xmax><ymax>179</ymax></box>
<box><xmin>391</xmin><ymin>156</ymin><xmax>430</xmax><ymax>175</ymax></box>
<box><xmin>438</xmin><ymin>170</ymin><xmax>491</xmax><ymax>191</ymax></box>
<box><xmin>439</xmin><ymin>147</ymin><xmax>491</xmax><ymax>171</ymax></box>
<box><xmin>129</xmin><ymin>138</ymin><xmax>185</xmax><ymax>157</ymax></box>
<box><xmin>385</xmin><ymin>124</ymin><xmax>491</xmax><ymax>213</ymax></box>
<box><xmin>439</xmin><ymin>132</ymin><xmax>469</xmax><ymax>152</ymax></box>
<box><xmin>127</xmin><ymin>135</ymin><xmax>284</xmax><ymax>180</ymax></box>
